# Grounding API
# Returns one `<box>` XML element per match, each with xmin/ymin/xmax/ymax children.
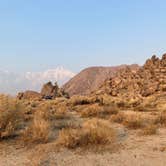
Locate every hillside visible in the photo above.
<box><xmin>1</xmin><ymin>55</ymin><xmax>166</xmax><ymax>166</ymax></box>
<box><xmin>96</xmin><ymin>54</ymin><xmax>166</xmax><ymax>101</ymax></box>
<box><xmin>63</xmin><ymin>65</ymin><xmax>139</xmax><ymax>96</ymax></box>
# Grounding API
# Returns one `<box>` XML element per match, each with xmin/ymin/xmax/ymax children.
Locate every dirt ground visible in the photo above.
<box><xmin>1</xmin><ymin>124</ymin><xmax>166</xmax><ymax>166</ymax></box>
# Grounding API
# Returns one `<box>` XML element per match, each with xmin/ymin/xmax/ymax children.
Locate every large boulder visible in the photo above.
<box><xmin>41</xmin><ymin>82</ymin><xmax>69</xmax><ymax>99</ymax></box>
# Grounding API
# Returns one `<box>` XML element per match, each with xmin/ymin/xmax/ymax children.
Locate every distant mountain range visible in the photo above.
<box><xmin>0</xmin><ymin>64</ymin><xmax>140</xmax><ymax>96</ymax></box>
<box><xmin>0</xmin><ymin>67</ymin><xmax>75</xmax><ymax>95</ymax></box>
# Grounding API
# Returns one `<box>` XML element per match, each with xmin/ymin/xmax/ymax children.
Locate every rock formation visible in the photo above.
<box><xmin>41</xmin><ymin>81</ymin><xmax>69</xmax><ymax>99</ymax></box>
<box><xmin>17</xmin><ymin>82</ymin><xmax>69</xmax><ymax>100</ymax></box>
<box><xmin>63</xmin><ymin>65</ymin><xmax>139</xmax><ymax>96</ymax></box>
<box><xmin>97</xmin><ymin>54</ymin><xmax>166</xmax><ymax>99</ymax></box>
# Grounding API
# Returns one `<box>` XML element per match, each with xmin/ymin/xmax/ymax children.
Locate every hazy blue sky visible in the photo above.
<box><xmin>0</xmin><ymin>0</ymin><xmax>166</xmax><ymax>72</ymax></box>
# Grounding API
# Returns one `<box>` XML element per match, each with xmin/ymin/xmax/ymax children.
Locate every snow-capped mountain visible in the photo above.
<box><xmin>0</xmin><ymin>67</ymin><xmax>75</xmax><ymax>95</ymax></box>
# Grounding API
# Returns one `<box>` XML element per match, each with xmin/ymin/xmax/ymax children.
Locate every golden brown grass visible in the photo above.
<box><xmin>35</xmin><ymin>105</ymin><xmax>52</xmax><ymax>121</ymax></box>
<box><xmin>53</xmin><ymin>104</ymin><xmax>69</xmax><ymax>119</ymax></box>
<box><xmin>140</xmin><ymin>125</ymin><xmax>157</xmax><ymax>136</ymax></box>
<box><xmin>34</xmin><ymin>101</ymin><xmax>69</xmax><ymax>120</ymax></box>
<box><xmin>22</xmin><ymin>112</ymin><xmax>50</xmax><ymax>144</ymax></box>
<box><xmin>134</xmin><ymin>104</ymin><xmax>156</xmax><ymax>112</ymax></box>
<box><xmin>110</xmin><ymin>112</ymin><xmax>126</xmax><ymax>123</ymax></box>
<box><xmin>56</xmin><ymin>118</ymin><xmax>116</xmax><ymax>149</ymax></box>
<box><xmin>154</xmin><ymin>112</ymin><xmax>166</xmax><ymax>126</ymax></box>
<box><xmin>123</xmin><ymin>114</ymin><xmax>145</xmax><ymax>129</ymax></box>
<box><xmin>70</xmin><ymin>95</ymin><xmax>94</xmax><ymax>106</ymax></box>
<box><xmin>80</xmin><ymin>104</ymin><xmax>103</xmax><ymax>118</ymax></box>
<box><xmin>80</xmin><ymin>104</ymin><xmax>118</xmax><ymax>118</ymax></box>
<box><xmin>0</xmin><ymin>95</ymin><xmax>23</xmax><ymax>139</ymax></box>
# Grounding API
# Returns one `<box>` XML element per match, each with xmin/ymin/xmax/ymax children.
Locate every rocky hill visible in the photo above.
<box><xmin>17</xmin><ymin>81</ymin><xmax>69</xmax><ymax>100</ymax></box>
<box><xmin>96</xmin><ymin>54</ymin><xmax>166</xmax><ymax>100</ymax></box>
<box><xmin>62</xmin><ymin>65</ymin><xmax>139</xmax><ymax>96</ymax></box>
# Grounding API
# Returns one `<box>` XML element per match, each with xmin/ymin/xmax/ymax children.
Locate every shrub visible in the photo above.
<box><xmin>154</xmin><ymin>112</ymin><xmax>166</xmax><ymax>126</ymax></box>
<box><xmin>134</xmin><ymin>105</ymin><xmax>156</xmax><ymax>112</ymax></box>
<box><xmin>102</xmin><ymin>105</ymin><xmax>119</xmax><ymax>115</ymax></box>
<box><xmin>80</xmin><ymin>104</ymin><xmax>118</xmax><ymax>118</ymax></box>
<box><xmin>80</xmin><ymin>104</ymin><xmax>103</xmax><ymax>118</ymax></box>
<box><xmin>22</xmin><ymin>114</ymin><xmax>50</xmax><ymax>144</ymax></box>
<box><xmin>0</xmin><ymin>95</ymin><xmax>23</xmax><ymax>139</ymax></box>
<box><xmin>116</xmin><ymin>101</ymin><xmax>126</xmax><ymax>108</ymax></box>
<box><xmin>56</xmin><ymin>119</ymin><xmax>116</xmax><ymax>149</ymax></box>
<box><xmin>123</xmin><ymin>115</ymin><xmax>145</xmax><ymax>129</ymax></box>
<box><xmin>140</xmin><ymin>125</ymin><xmax>157</xmax><ymax>136</ymax></box>
<box><xmin>70</xmin><ymin>96</ymin><xmax>93</xmax><ymax>106</ymax></box>
<box><xmin>35</xmin><ymin>106</ymin><xmax>52</xmax><ymax>121</ymax></box>
<box><xmin>110</xmin><ymin>112</ymin><xmax>126</xmax><ymax>123</ymax></box>
<box><xmin>53</xmin><ymin>104</ymin><xmax>68</xmax><ymax>119</ymax></box>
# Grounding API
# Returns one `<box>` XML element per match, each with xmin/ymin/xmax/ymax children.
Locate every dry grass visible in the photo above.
<box><xmin>34</xmin><ymin>102</ymin><xmax>69</xmax><ymax>120</ymax></box>
<box><xmin>102</xmin><ymin>105</ymin><xmax>119</xmax><ymax>115</ymax></box>
<box><xmin>80</xmin><ymin>104</ymin><xmax>103</xmax><ymax>118</ymax></box>
<box><xmin>53</xmin><ymin>104</ymin><xmax>69</xmax><ymax>119</ymax></box>
<box><xmin>80</xmin><ymin>104</ymin><xmax>118</xmax><ymax>118</ymax></box>
<box><xmin>154</xmin><ymin>112</ymin><xmax>166</xmax><ymax>126</ymax></box>
<box><xmin>123</xmin><ymin>114</ymin><xmax>145</xmax><ymax>129</ymax></box>
<box><xmin>70</xmin><ymin>95</ymin><xmax>94</xmax><ymax>106</ymax></box>
<box><xmin>56</xmin><ymin>118</ymin><xmax>116</xmax><ymax>149</ymax></box>
<box><xmin>110</xmin><ymin>112</ymin><xmax>126</xmax><ymax>123</ymax></box>
<box><xmin>140</xmin><ymin>125</ymin><xmax>157</xmax><ymax>136</ymax></box>
<box><xmin>0</xmin><ymin>95</ymin><xmax>23</xmax><ymax>139</ymax></box>
<box><xmin>134</xmin><ymin>105</ymin><xmax>156</xmax><ymax>112</ymax></box>
<box><xmin>35</xmin><ymin>105</ymin><xmax>52</xmax><ymax>121</ymax></box>
<box><xmin>22</xmin><ymin>112</ymin><xmax>50</xmax><ymax>144</ymax></box>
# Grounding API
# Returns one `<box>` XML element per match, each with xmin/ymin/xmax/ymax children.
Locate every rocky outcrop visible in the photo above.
<box><xmin>97</xmin><ymin>54</ymin><xmax>166</xmax><ymax>99</ymax></box>
<box><xmin>41</xmin><ymin>82</ymin><xmax>69</xmax><ymax>99</ymax></box>
<box><xmin>17</xmin><ymin>91</ymin><xmax>42</xmax><ymax>100</ymax></box>
<box><xmin>63</xmin><ymin>65</ymin><xmax>139</xmax><ymax>96</ymax></box>
<box><xmin>17</xmin><ymin>82</ymin><xmax>69</xmax><ymax>100</ymax></box>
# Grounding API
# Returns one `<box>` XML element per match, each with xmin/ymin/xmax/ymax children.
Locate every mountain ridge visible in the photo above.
<box><xmin>62</xmin><ymin>64</ymin><xmax>139</xmax><ymax>96</ymax></box>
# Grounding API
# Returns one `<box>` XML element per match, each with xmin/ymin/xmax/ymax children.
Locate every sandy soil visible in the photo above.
<box><xmin>1</xmin><ymin>125</ymin><xmax>166</xmax><ymax>166</ymax></box>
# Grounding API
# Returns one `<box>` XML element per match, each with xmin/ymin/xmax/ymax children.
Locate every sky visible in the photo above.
<box><xmin>0</xmin><ymin>0</ymin><xmax>166</xmax><ymax>73</ymax></box>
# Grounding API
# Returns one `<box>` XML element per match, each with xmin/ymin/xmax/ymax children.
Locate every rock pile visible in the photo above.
<box><xmin>41</xmin><ymin>82</ymin><xmax>69</xmax><ymax>99</ymax></box>
<box><xmin>97</xmin><ymin>54</ymin><xmax>166</xmax><ymax>99</ymax></box>
<box><xmin>17</xmin><ymin>82</ymin><xmax>69</xmax><ymax>100</ymax></box>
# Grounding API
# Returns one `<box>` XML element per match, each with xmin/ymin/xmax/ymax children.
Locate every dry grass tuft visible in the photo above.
<box><xmin>134</xmin><ymin>104</ymin><xmax>156</xmax><ymax>112</ymax></box>
<box><xmin>70</xmin><ymin>96</ymin><xmax>94</xmax><ymax>106</ymax></box>
<box><xmin>123</xmin><ymin>114</ymin><xmax>145</xmax><ymax>129</ymax></box>
<box><xmin>80</xmin><ymin>104</ymin><xmax>103</xmax><ymax>118</ymax></box>
<box><xmin>140</xmin><ymin>125</ymin><xmax>157</xmax><ymax>136</ymax></box>
<box><xmin>154</xmin><ymin>112</ymin><xmax>166</xmax><ymax>126</ymax></box>
<box><xmin>35</xmin><ymin>102</ymin><xmax>69</xmax><ymax>120</ymax></box>
<box><xmin>110</xmin><ymin>112</ymin><xmax>126</xmax><ymax>123</ymax></box>
<box><xmin>35</xmin><ymin>106</ymin><xmax>52</xmax><ymax>121</ymax></box>
<box><xmin>80</xmin><ymin>104</ymin><xmax>118</xmax><ymax>118</ymax></box>
<box><xmin>0</xmin><ymin>95</ymin><xmax>23</xmax><ymax>139</ymax></box>
<box><xmin>53</xmin><ymin>104</ymin><xmax>69</xmax><ymax>119</ymax></box>
<box><xmin>102</xmin><ymin>105</ymin><xmax>119</xmax><ymax>115</ymax></box>
<box><xmin>22</xmin><ymin>112</ymin><xmax>50</xmax><ymax>144</ymax></box>
<box><xmin>56</xmin><ymin>118</ymin><xmax>116</xmax><ymax>149</ymax></box>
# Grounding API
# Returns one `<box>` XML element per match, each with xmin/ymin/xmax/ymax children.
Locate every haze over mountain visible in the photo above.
<box><xmin>0</xmin><ymin>67</ymin><xmax>75</xmax><ymax>95</ymax></box>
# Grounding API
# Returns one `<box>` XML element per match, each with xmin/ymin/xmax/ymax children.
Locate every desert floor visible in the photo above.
<box><xmin>1</xmin><ymin>110</ymin><xmax>166</xmax><ymax>166</ymax></box>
